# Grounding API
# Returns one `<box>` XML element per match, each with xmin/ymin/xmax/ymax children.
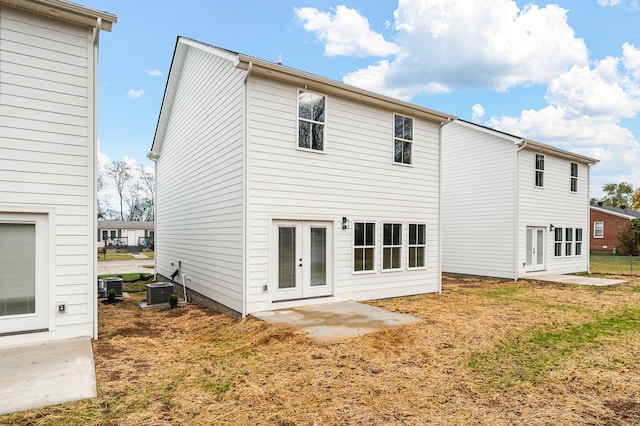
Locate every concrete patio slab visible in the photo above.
<box><xmin>524</xmin><ymin>273</ymin><xmax>627</xmax><ymax>286</ymax></box>
<box><xmin>253</xmin><ymin>300</ymin><xmax>422</xmax><ymax>341</ymax></box>
<box><xmin>0</xmin><ymin>337</ymin><xmax>96</xmax><ymax>415</ymax></box>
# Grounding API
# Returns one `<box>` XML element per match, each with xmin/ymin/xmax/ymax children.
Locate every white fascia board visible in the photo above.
<box><xmin>0</xmin><ymin>0</ymin><xmax>117</xmax><ymax>30</ymax></box>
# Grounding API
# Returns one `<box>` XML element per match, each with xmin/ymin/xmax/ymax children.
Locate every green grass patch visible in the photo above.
<box><xmin>468</xmin><ymin>306</ymin><xmax>640</xmax><ymax>388</ymax></box>
<box><xmin>590</xmin><ymin>254</ymin><xmax>640</xmax><ymax>275</ymax></box>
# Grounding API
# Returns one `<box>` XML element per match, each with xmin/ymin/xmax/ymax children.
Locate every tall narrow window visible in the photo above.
<box><xmin>594</xmin><ymin>221</ymin><xmax>604</xmax><ymax>238</ymax></box>
<box><xmin>298</xmin><ymin>90</ymin><xmax>325</xmax><ymax>151</ymax></box>
<box><xmin>354</xmin><ymin>222</ymin><xmax>375</xmax><ymax>272</ymax></box>
<box><xmin>535</xmin><ymin>154</ymin><xmax>544</xmax><ymax>187</ymax></box>
<box><xmin>383</xmin><ymin>223</ymin><xmax>402</xmax><ymax>270</ymax></box>
<box><xmin>554</xmin><ymin>227</ymin><xmax>563</xmax><ymax>257</ymax></box>
<box><xmin>394</xmin><ymin>114</ymin><xmax>413</xmax><ymax>165</ymax></box>
<box><xmin>575</xmin><ymin>228</ymin><xmax>583</xmax><ymax>256</ymax></box>
<box><xmin>570</xmin><ymin>163</ymin><xmax>578</xmax><ymax>192</ymax></box>
<box><xmin>565</xmin><ymin>228</ymin><xmax>573</xmax><ymax>256</ymax></box>
<box><xmin>408</xmin><ymin>223</ymin><xmax>427</xmax><ymax>268</ymax></box>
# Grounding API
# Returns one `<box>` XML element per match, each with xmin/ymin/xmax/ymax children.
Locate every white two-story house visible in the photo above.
<box><xmin>441</xmin><ymin>120</ymin><xmax>598</xmax><ymax>280</ymax></box>
<box><xmin>148</xmin><ymin>37</ymin><xmax>456</xmax><ymax>317</ymax></box>
<box><xmin>0</xmin><ymin>0</ymin><xmax>116</xmax><ymax>346</ymax></box>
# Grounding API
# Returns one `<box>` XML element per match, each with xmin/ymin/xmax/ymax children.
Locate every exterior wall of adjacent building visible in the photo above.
<box><xmin>590</xmin><ymin>209</ymin><xmax>631</xmax><ymax>254</ymax></box>
<box><xmin>0</xmin><ymin>5</ymin><xmax>99</xmax><ymax>346</ymax></box>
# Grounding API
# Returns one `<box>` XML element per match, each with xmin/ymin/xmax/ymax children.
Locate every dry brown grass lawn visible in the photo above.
<box><xmin>3</xmin><ymin>276</ymin><xmax>640</xmax><ymax>425</ymax></box>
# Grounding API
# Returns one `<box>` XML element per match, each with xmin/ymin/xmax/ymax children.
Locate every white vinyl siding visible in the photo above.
<box><xmin>518</xmin><ymin>150</ymin><xmax>590</xmax><ymax>275</ymax></box>
<box><xmin>245</xmin><ymin>75</ymin><xmax>441</xmax><ymax>313</ymax></box>
<box><xmin>441</xmin><ymin>122</ymin><xmax>517</xmax><ymax>279</ymax></box>
<box><xmin>0</xmin><ymin>7</ymin><xmax>96</xmax><ymax>346</ymax></box>
<box><xmin>154</xmin><ymin>46</ymin><xmax>245</xmax><ymax>314</ymax></box>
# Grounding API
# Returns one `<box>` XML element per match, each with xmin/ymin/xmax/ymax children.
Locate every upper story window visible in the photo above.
<box><xmin>408</xmin><ymin>223</ymin><xmax>426</xmax><ymax>269</ymax></box>
<box><xmin>535</xmin><ymin>154</ymin><xmax>544</xmax><ymax>187</ymax></box>
<box><xmin>570</xmin><ymin>163</ymin><xmax>578</xmax><ymax>192</ymax></box>
<box><xmin>298</xmin><ymin>90</ymin><xmax>325</xmax><ymax>151</ymax></box>
<box><xmin>382</xmin><ymin>223</ymin><xmax>402</xmax><ymax>270</ymax></box>
<box><xmin>394</xmin><ymin>114</ymin><xmax>413</xmax><ymax>165</ymax></box>
<box><xmin>354</xmin><ymin>222</ymin><xmax>375</xmax><ymax>272</ymax></box>
<box><xmin>594</xmin><ymin>221</ymin><xmax>604</xmax><ymax>238</ymax></box>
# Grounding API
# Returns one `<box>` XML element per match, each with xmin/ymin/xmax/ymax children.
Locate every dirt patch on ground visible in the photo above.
<box><xmin>3</xmin><ymin>276</ymin><xmax>640</xmax><ymax>425</ymax></box>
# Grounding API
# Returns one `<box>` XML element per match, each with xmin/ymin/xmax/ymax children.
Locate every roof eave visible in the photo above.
<box><xmin>237</xmin><ymin>55</ymin><xmax>455</xmax><ymax>124</ymax></box>
<box><xmin>0</xmin><ymin>0</ymin><xmax>117</xmax><ymax>30</ymax></box>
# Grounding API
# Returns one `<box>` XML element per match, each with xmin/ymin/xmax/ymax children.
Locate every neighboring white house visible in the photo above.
<box><xmin>0</xmin><ymin>0</ymin><xmax>116</xmax><ymax>347</ymax></box>
<box><xmin>441</xmin><ymin>120</ymin><xmax>598</xmax><ymax>280</ymax></box>
<box><xmin>149</xmin><ymin>37</ymin><xmax>455</xmax><ymax>317</ymax></box>
<box><xmin>97</xmin><ymin>220</ymin><xmax>154</xmax><ymax>251</ymax></box>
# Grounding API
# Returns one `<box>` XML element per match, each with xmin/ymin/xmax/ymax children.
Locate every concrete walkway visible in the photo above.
<box><xmin>0</xmin><ymin>337</ymin><xmax>96</xmax><ymax>415</ymax></box>
<box><xmin>253</xmin><ymin>300</ymin><xmax>422</xmax><ymax>341</ymax></box>
<box><xmin>524</xmin><ymin>273</ymin><xmax>627</xmax><ymax>286</ymax></box>
<box><xmin>97</xmin><ymin>259</ymin><xmax>154</xmax><ymax>275</ymax></box>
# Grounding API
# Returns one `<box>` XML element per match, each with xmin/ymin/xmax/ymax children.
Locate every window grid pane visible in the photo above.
<box><xmin>383</xmin><ymin>223</ymin><xmax>402</xmax><ymax>270</ymax></box>
<box><xmin>554</xmin><ymin>227</ymin><xmax>563</xmax><ymax>257</ymax></box>
<box><xmin>408</xmin><ymin>223</ymin><xmax>426</xmax><ymax>268</ymax></box>
<box><xmin>535</xmin><ymin>154</ymin><xmax>544</xmax><ymax>187</ymax></box>
<box><xmin>298</xmin><ymin>91</ymin><xmax>325</xmax><ymax>151</ymax></box>
<box><xmin>394</xmin><ymin>114</ymin><xmax>413</xmax><ymax>165</ymax></box>
<box><xmin>354</xmin><ymin>222</ymin><xmax>375</xmax><ymax>272</ymax></box>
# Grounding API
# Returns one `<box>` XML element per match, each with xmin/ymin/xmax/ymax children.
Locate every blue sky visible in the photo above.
<box><xmin>82</xmin><ymin>0</ymin><xmax>640</xmax><ymax>199</ymax></box>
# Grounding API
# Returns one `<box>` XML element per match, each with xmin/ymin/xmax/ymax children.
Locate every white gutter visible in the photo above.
<box><xmin>242</xmin><ymin>62</ymin><xmax>253</xmax><ymax>317</ymax></box>
<box><xmin>91</xmin><ymin>17</ymin><xmax>101</xmax><ymax>340</ymax></box>
<box><xmin>514</xmin><ymin>140</ymin><xmax>527</xmax><ymax>281</ymax></box>
<box><xmin>438</xmin><ymin>118</ymin><xmax>453</xmax><ymax>293</ymax></box>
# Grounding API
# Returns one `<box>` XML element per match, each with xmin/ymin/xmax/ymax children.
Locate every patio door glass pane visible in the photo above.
<box><xmin>0</xmin><ymin>223</ymin><xmax>36</xmax><ymax>316</ymax></box>
<box><xmin>310</xmin><ymin>227</ymin><xmax>326</xmax><ymax>286</ymax></box>
<box><xmin>278</xmin><ymin>227</ymin><xmax>296</xmax><ymax>289</ymax></box>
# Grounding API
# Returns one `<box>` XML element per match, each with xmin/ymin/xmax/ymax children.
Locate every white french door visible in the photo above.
<box><xmin>0</xmin><ymin>213</ymin><xmax>49</xmax><ymax>335</ymax></box>
<box><xmin>272</xmin><ymin>221</ymin><xmax>333</xmax><ymax>301</ymax></box>
<box><xmin>525</xmin><ymin>227</ymin><xmax>546</xmax><ymax>272</ymax></box>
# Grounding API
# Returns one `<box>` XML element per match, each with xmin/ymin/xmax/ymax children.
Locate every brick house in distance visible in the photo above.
<box><xmin>590</xmin><ymin>202</ymin><xmax>640</xmax><ymax>254</ymax></box>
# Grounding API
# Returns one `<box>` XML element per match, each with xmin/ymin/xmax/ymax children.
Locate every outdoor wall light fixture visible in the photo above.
<box><xmin>342</xmin><ymin>217</ymin><xmax>349</xmax><ymax>230</ymax></box>
<box><xmin>549</xmin><ymin>224</ymin><xmax>555</xmax><ymax>232</ymax></box>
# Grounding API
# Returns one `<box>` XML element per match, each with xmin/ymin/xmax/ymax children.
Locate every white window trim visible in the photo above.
<box><xmin>570</xmin><ymin>162</ymin><xmax>578</xmax><ymax>193</ymax></box>
<box><xmin>393</xmin><ymin>113</ymin><xmax>414</xmax><ymax>166</ymax></box>
<box><xmin>535</xmin><ymin>154</ymin><xmax>544</xmax><ymax>188</ymax></box>
<box><xmin>565</xmin><ymin>228</ymin><xmax>574</xmax><ymax>257</ymax></box>
<box><xmin>353</xmin><ymin>221</ymin><xmax>376</xmax><ymax>274</ymax></box>
<box><xmin>382</xmin><ymin>223</ymin><xmax>403</xmax><ymax>272</ymax></box>
<box><xmin>575</xmin><ymin>228</ymin><xmax>583</xmax><ymax>257</ymax></box>
<box><xmin>594</xmin><ymin>221</ymin><xmax>604</xmax><ymax>238</ymax></box>
<box><xmin>554</xmin><ymin>227</ymin><xmax>563</xmax><ymax>258</ymax></box>
<box><xmin>297</xmin><ymin>89</ymin><xmax>327</xmax><ymax>153</ymax></box>
<box><xmin>408</xmin><ymin>223</ymin><xmax>427</xmax><ymax>270</ymax></box>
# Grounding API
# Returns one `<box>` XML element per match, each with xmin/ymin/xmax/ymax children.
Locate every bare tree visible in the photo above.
<box><xmin>107</xmin><ymin>161</ymin><xmax>131</xmax><ymax>220</ymax></box>
<box><xmin>138</xmin><ymin>165</ymin><xmax>155</xmax><ymax>220</ymax></box>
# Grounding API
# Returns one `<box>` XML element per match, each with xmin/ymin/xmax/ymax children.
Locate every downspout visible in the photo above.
<box><xmin>242</xmin><ymin>62</ymin><xmax>253</xmax><ymax>317</ymax></box>
<box><xmin>91</xmin><ymin>17</ymin><xmax>102</xmax><ymax>340</ymax></box>
<box><xmin>514</xmin><ymin>140</ymin><xmax>528</xmax><ymax>281</ymax></box>
<box><xmin>439</xmin><ymin>117</ymin><xmax>454</xmax><ymax>294</ymax></box>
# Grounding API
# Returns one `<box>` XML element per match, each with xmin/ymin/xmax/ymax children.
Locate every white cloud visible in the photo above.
<box><xmin>145</xmin><ymin>69</ymin><xmax>162</xmax><ymax>77</ymax></box>
<box><xmin>471</xmin><ymin>104</ymin><xmax>485</xmax><ymax>123</ymax></box>
<box><xmin>338</xmin><ymin>0</ymin><xmax>588</xmax><ymax>96</ymax></box>
<box><xmin>295</xmin><ymin>5</ymin><xmax>400</xmax><ymax>57</ymax></box>
<box><xmin>598</xmin><ymin>0</ymin><xmax>622</xmax><ymax>5</ymax></box>
<box><xmin>487</xmin><ymin>43</ymin><xmax>640</xmax><ymax>195</ymax></box>
<box><xmin>127</xmin><ymin>89</ymin><xmax>145</xmax><ymax>99</ymax></box>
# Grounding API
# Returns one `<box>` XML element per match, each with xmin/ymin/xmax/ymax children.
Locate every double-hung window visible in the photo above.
<box><xmin>383</xmin><ymin>223</ymin><xmax>402</xmax><ymax>270</ymax></box>
<box><xmin>570</xmin><ymin>163</ymin><xmax>578</xmax><ymax>192</ymax></box>
<box><xmin>565</xmin><ymin>228</ymin><xmax>573</xmax><ymax>256</ymax></box>
<box><xmin>575</xmin><ymin>228</ymin><xmax>583</xmax><ymax>256</ymax></box>
<box><xmin>594</xmin><ymin>221</ymin><xmax>604</xmax><ymax>238</ymax></box>
<box><xmin>554</xmin><ymin>227</ymin><xmax>563</xmax><ymax>257</ymax></box>
<box><xmin>408</xmin><ymin>224</ymin><xmax>426</xmax><ymax>268</ymax></box>
<box><xmin>354</xmin><ymin>222</ymin><xmax>375</xmax><ymax>272</ymax></box>
<box><xmin>535</xmin><ymin>154</ymin><xmax>544</xmax><ymax>187</ymax></box>
<box><xmin>394</xmin><ymin>114</ymin><xmax>413</xmax><ymax>165</ymax></box>
<box><xmin>298</xmin><ymin>90</ymin><xmax>325</xmax><ymax>151</ymax></box>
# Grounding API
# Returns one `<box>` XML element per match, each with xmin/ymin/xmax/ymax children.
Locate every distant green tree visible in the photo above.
<box><xmin>601</xmin><ymin>182</ymin><xmax>634</xmax><ymax>208</ymax></box>
<box><xmin>632</xmin><ymin>188</ymin><xmax>640</xmax><ymax>211</ymax></box>
<box><xmin>618</xmin><ymin>218</ymin><xmax>640</xmax><ymax>255</ymax></box>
